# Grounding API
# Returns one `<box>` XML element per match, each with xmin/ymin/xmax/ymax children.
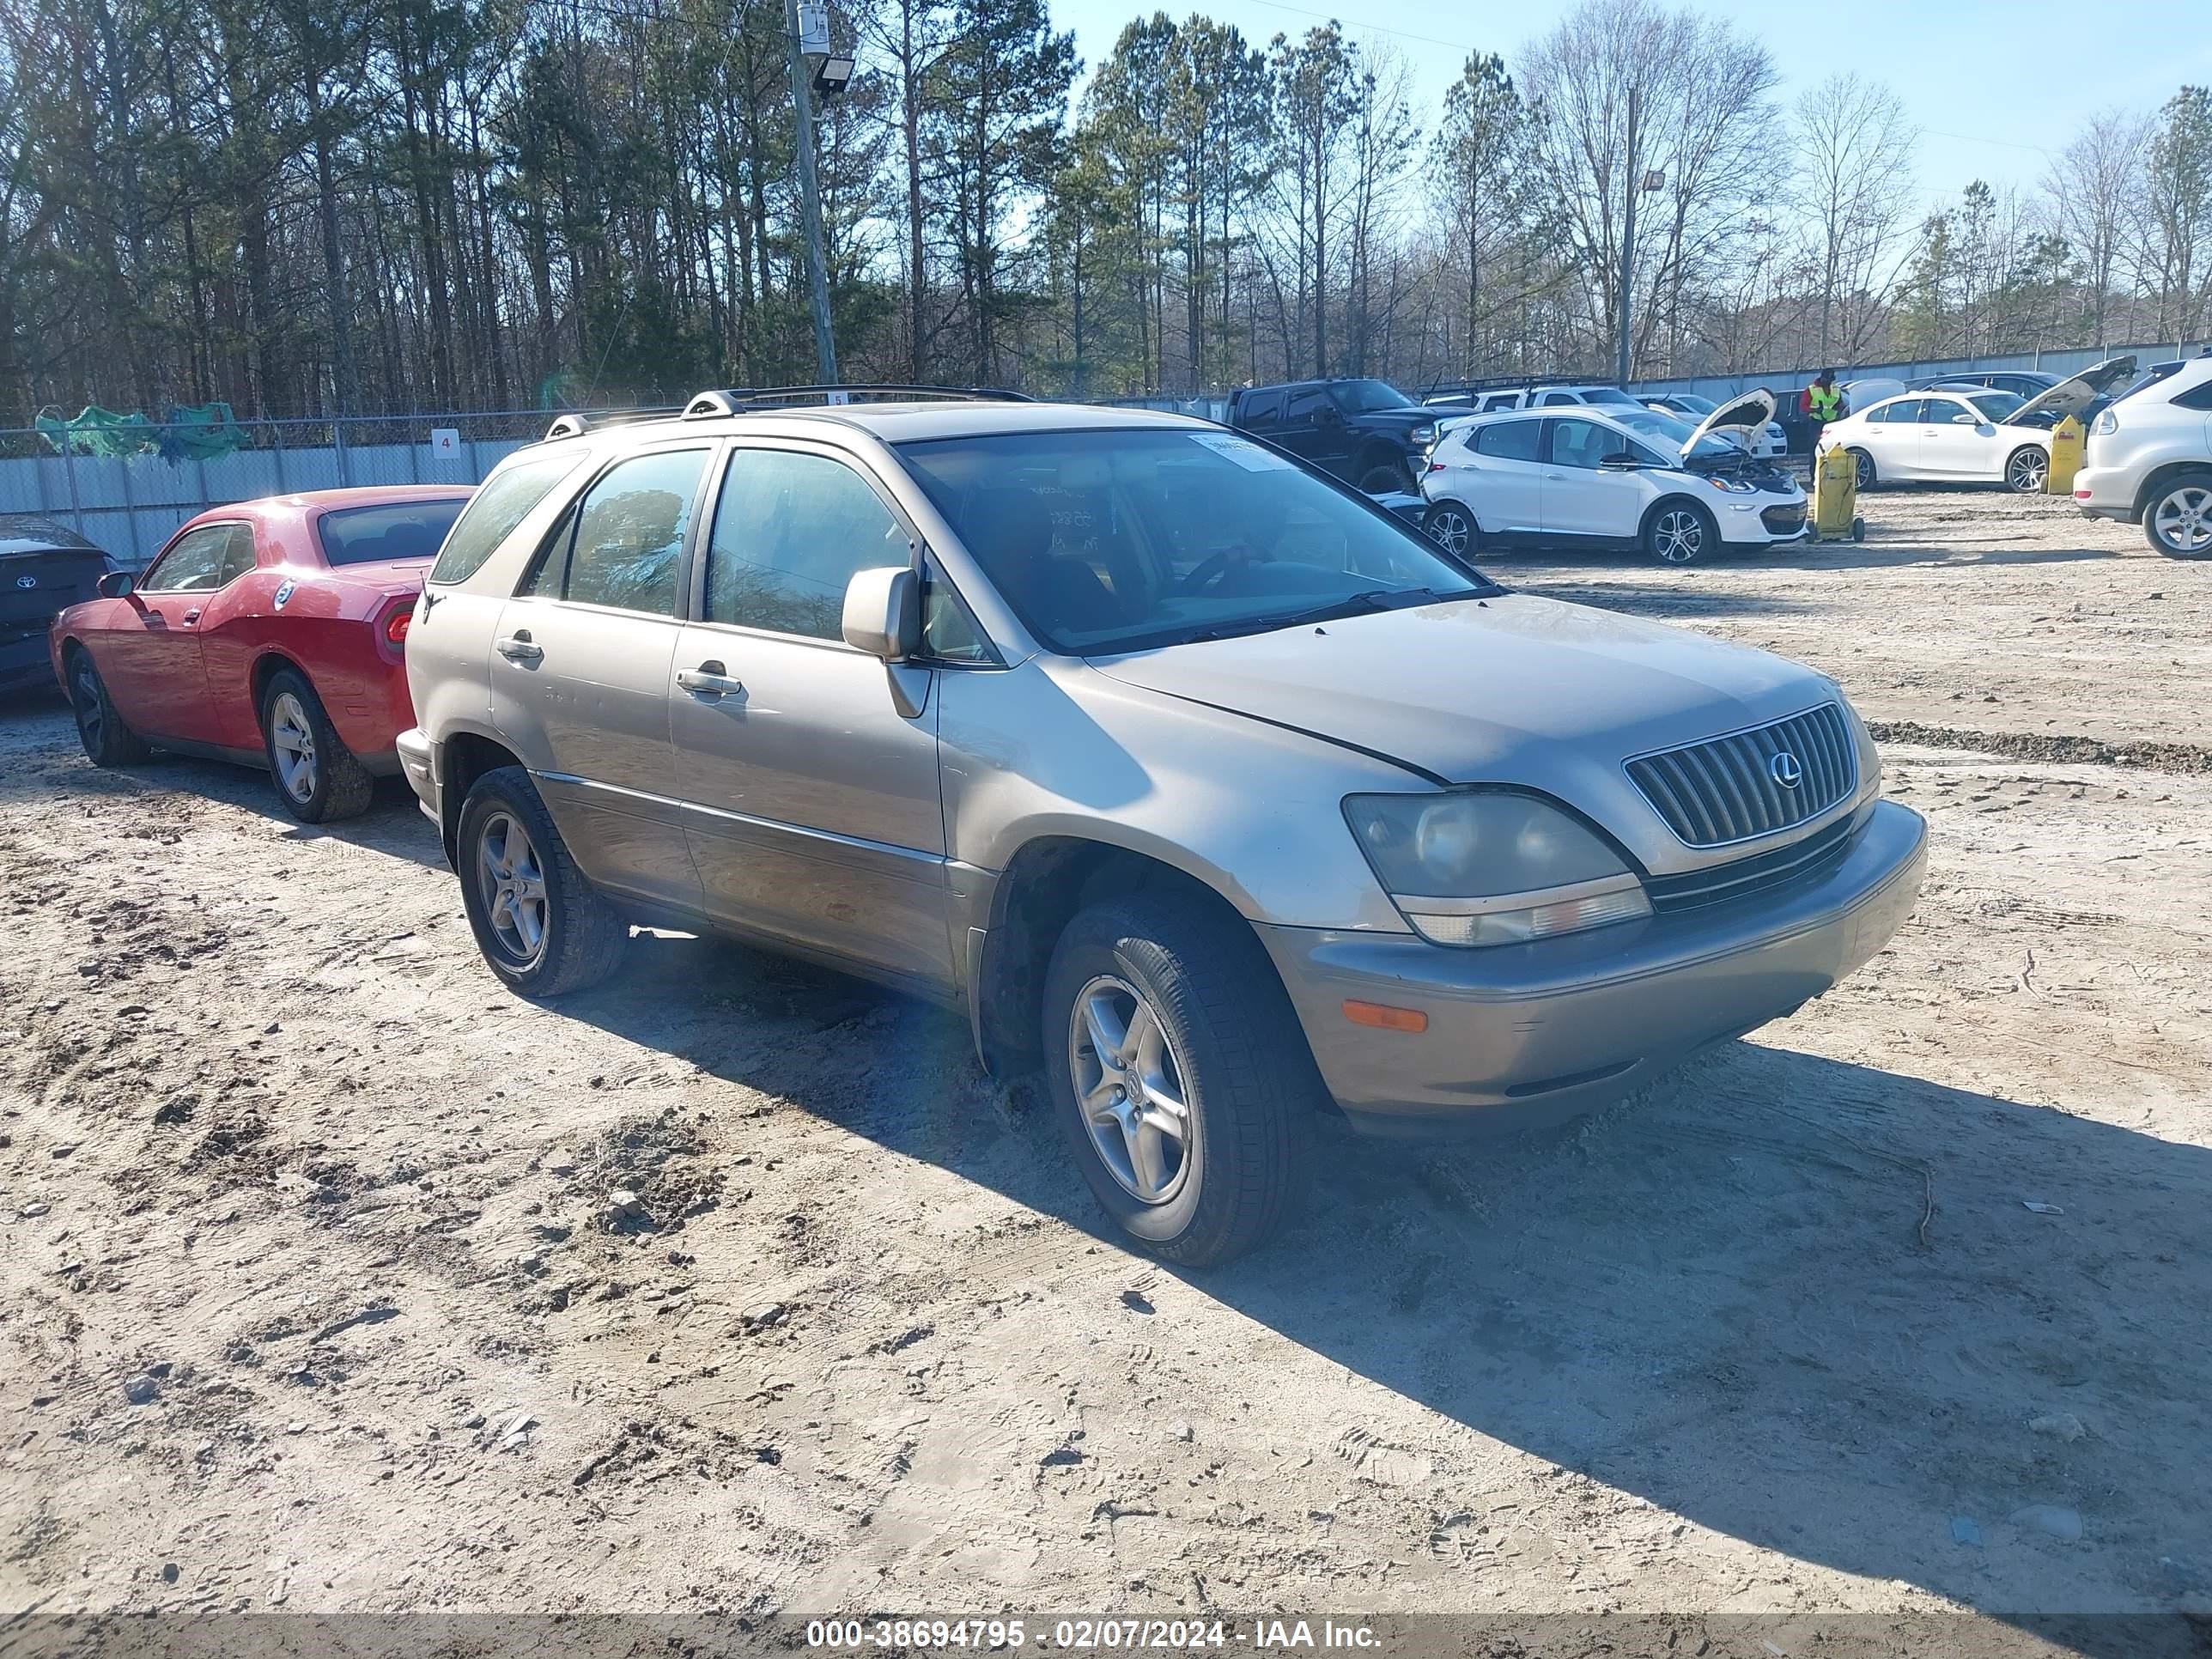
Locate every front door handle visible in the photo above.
<box><xmin>1546</xmin><ymin>472</ymin><xmax>1566</xmax><ymax>481</ymax></box>
<box><xmin>677</xmin><ymin>661</ymin><xmax>745</xmax><ymax>698</ymax></box>
<box><xmin>182</xmin><ymin>609</ymin><xmax>201</xmax><ymax>624</ymax></box>
<box><xmin>495</xmin><ymin>631</ymin><xmax>543</xmax><ymax>663</ymax></box>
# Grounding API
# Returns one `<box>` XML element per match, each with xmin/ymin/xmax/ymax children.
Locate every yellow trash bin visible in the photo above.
<box><xmin>2045</xmin><ymin>415</ymin><xmax>2084</xmax><ymax>495</ymax></box>
<box><xmin>1810</xmin><ymin>442</ymin><xmax>1864</xmax><ymax>542</ymax></box>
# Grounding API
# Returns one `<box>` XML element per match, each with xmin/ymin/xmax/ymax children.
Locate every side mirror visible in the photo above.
<box><xmin>1599</xmin><ymin>452</ymin><xmax>1643</xmax><ymax>471</ymax></box>
<box><xmin>842</xmin><ymin>566</ymin><xmax>921</xmax><ymax>660</ymax></box>
<box><xmin>96</xmin><ymin>570</ymin><xmax>136</xmax><ymax>599</ymax></box>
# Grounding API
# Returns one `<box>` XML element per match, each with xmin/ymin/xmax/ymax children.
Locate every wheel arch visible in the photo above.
<box><xmin>248</xmin><ymin>648</ymin><xmax>315</xmax><ymax>716</ymax></box>
<box><xmin>2133</xmin><ymin>460</ymin><xmax>2212</xmax><ymax>522</ymax></box>
<box><xmin>970</xmin><ymin>836</ymin><xmax>1298</xmax><ymax>1085</ymax></box>
<box><xmin>437</xmin><ymin>726</ymin><xmax>528</xmax><ymax>866</ymax></box>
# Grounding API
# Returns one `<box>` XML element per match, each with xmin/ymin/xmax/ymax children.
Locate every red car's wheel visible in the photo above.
<box><xmin>67</xmin><ymin>648</ymin><xmax>153</xmax><ymax>767</ymax></box>
<box><xmin>259</xmin><ymin>668</ymin><xmax>374</xmax><ymax>823</ymax></box>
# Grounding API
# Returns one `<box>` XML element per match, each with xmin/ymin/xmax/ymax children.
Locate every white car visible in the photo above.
<box><xmin>1821</xmin><ymin>357</ymin><xmax>2138</xmax><ymax>494</ymax></box>
<box><xmin>1420</xmin><ymin>392</ymin><xmax>1807</xmax><ymax>565</ymax></box>
<box><xmin>2072</xmin><ymin>355</ymin><xmax>2212</xmax><ymax>557</ymax></box>
<box><xmin>1645</xmin><ymin>392</ymin><xmax>1789</xmax><ymax>459</ymax></box>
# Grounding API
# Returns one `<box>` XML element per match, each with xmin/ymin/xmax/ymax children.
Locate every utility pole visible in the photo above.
<box><xmin>1616</xmin><ymin>82</ymin><xmax>1640</xmax><ymax>388</ymax></box>
<box><xmin>786</xmin><ymin>0</ymin><xmax>839</xmax><ymax>385</ymax></box>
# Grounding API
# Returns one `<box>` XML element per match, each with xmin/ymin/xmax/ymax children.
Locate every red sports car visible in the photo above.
<box><xmin>49</xmin><ymin>485</ymin><xmax>472</xmax><ymax>821</ymax></box>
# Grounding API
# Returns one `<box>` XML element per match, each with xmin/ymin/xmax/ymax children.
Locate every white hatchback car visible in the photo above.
<box><xmin>1422</xmin><ymin>393</ymin><xmax>1807</xmax><ymax>564</ymax></box>
<box><xmin>1822</xmin><ymin>357</ymin><xmax>2138</xmax><ymax>493</ymax></box>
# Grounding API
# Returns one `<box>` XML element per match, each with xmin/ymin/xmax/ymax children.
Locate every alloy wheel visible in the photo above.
<box><xmin>2008</xmin><ymin>450</ymin><xmax>2048</xmax><ymax>492</ymax></box>
<box><xmin>1653</xmin><ymin>508</ymin><xmax>1705</xmax><ymax>563</ymax></box>
<box><xmin>1428</xmin><ymin>507</ymin><xmax>1473</xmax><ymax>556</ymax></box>
<box><xmin>1854</xmin><ymin>452</ymin><xmax>1875</xmax><ymax>490</ymax></box>
<box><xmin>477</xmin><ymin>811</ymin><xmax>550</xmax><ymax>967</ymax></box>
<box><xmin>269</xmin><ymin>691</ymin><xmax>319</xmax><ymax>804</ymax></box>
<box><xmin>2154</xmin><ymin>486</ymin><xmax>2212</xmax><ymax>555</ymax></box>
<box><xmin>1067</xmin><ymin>974</ymin><xmax>1193</xmax><ymax>1206</ymax></box>
<box><xmin>71</xmin><ymin>659</ymin><xmax>104</xmax><ymax>749</ymax></box>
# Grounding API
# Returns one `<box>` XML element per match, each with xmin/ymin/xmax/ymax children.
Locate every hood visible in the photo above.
<box><xmin>1090</xmin><ymin>592</ymin><xmax>1826</xmax><ymax>789</ymax></box>
<box><xmin>1351</xmin><ymin>406</ymin><xmax>1438</xmax><ymax>430</ymax></box>
<box><xmin>2004</xmin><ymin>355</ymin><xmax>2138</xmax><ymax>428</ymax></box>
<box><xmin>1683</xmin><ymin>389</ymin><xmax>1775</xmax><ymax>453</ymax></box>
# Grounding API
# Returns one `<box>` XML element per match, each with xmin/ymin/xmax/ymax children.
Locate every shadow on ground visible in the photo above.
<box><xmin>554</xmin><ymin>932</ymin><xmax>2210</xmax><ymax>1653</ymax></box>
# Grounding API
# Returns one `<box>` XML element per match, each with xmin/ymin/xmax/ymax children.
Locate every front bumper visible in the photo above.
<box><xmin>1259</xmin><ymin>799</ymin><xmax>1927</xmax><ymax>1135</ymax></box>
<box><xmin>1715</xmin><ymin>494</ymin><xmax>1806</xmax><ymax>544</ymax></box>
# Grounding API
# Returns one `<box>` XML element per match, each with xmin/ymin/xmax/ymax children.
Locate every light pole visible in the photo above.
<box><xmin>1615</xmin><ymin>86</ymin><xmax>1665</xmax><ymax>388</ymax></box>
<box><xmin>787</xmin><ymin>0</ymin><xmax>840</xmax><ymax>385</ymax></box>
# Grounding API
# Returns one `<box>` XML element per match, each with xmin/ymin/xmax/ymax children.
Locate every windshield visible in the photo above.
<box><xmin>1667</xmin><ymin>393</ymin><xmax>1717</xmax><ymax>415</ymax></box>
<box><xmin>1330</xmin><ymin>379</ymin><xmax>1413</xmax><ymax>412</ymax></box>
<box><xmin>895</xmin><ymin>428</ymin><xmax>1492</xmax><ymax>656</ymax></box>
<box><xmin>1607</xmin><ymin>405</ymin><xmax>1739</xmax><ymax>459</ymax></box>
<box><xmin>1968</xmin><ymin>392</ymin><xmax>2025</xmax><ymax>422</ymax></box>
<box><xmin>317</xmin><ymin>499</ymin><xmax>468</xmax><ymax>566</ymax></box>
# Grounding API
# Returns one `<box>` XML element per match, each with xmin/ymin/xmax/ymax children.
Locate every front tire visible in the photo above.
<box><xmin>260</xmin><ymin>668</ymin><xmax>374</xmax><ymax>823</ymax></box>
<box><xmin>2004</xmin><ymin>446</ymin><xmax>2049</xmax><ymax>494</ymax></box>
<box><xmin>66</xmin><ymin>648</ymin><xmax>153</xmax><ymax>767</ymax></box>
<box><xmin>455</xmin><ymin>765</ymin><xmax>628</xmax><ymax>997</ymax></box>
<box><xmin>1358</xmin><ymin>456</ymin><xmax>1414</xmax><ymax>494</ymax></box>
<box><xmin>1644</xmin><ymin>500</ymin><xmax>1718</xmax><ymax>565</ymax></box>
<box><xmin>1425</xmin><ymin>501</ymin><xmax>1480</xmax><ymax>558</ymax></box>
<box><xmin>1042</xmin><ymin>896</ymin><xmax>1318</xmax><ymax>1265</ymax></box>
<box><xmin>2144</xmin><ymin>471</ymin><xmax>2212</xmax><ymax>558</ymax></box>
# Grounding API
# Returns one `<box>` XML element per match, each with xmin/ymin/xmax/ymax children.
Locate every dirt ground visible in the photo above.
<box><xmin>3</xmin><ymin>486</ymin><xmax>2208</xmax><ymax>1649</ymax></box>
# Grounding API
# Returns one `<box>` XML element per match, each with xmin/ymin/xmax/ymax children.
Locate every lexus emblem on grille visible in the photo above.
<box><xmin>13</xmin><ymin>574</ymin><xmax>33</xmax><ymax>589</ymax></box>
<box><xmin>1770</xmin><ymin>751</ymin><xmax>1803</xmax><ymax>789</ymax></box>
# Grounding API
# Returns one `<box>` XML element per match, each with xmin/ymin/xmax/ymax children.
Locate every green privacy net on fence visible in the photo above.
<box><xmin>35</xmin><ymin>402</ymin><xmax>250</xmax><ymax>464</ymax></box>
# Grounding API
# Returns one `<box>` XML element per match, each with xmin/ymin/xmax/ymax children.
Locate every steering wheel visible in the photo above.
<box><xmin>1176</xmin><ymin>544</ymin><xmax>1271</xmax><ymax>596</ymax></box>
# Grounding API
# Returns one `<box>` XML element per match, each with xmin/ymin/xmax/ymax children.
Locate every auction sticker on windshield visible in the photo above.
<box><xmin>1189</xmin><ymin>433</ymin><xmax>1294</xmax><ymax>471</ymax></box>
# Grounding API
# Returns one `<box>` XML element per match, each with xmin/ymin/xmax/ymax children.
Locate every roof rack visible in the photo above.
<box><xmin>680</xmin><ymin>384</ymin><xmax>1037</xmax><ymax>419</ymax></box>
<box><xmin>538</xmin><ymin>406</ymin><xmax>682</xmax><ymax>442</ymax></box>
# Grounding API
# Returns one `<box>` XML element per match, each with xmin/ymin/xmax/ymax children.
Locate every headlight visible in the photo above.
<box><xmin>2092</xmin><ymin>410</ymin><xmax>2118</xmax><ymax>436</ymax></box>
<box><xmin>1411</xmin><ymin>423</ymin><xmax>1436</xmax><ymax>444</ymax></box>
<box><xmin>1707</xmin><ymin>475</ymin><xmax>1757</xmax><ymax>494</ymax></box>
<box><xmin>1343</xmin><ymin>792</ymin><xmax>1651</xmax><ymax>947</ymax></box>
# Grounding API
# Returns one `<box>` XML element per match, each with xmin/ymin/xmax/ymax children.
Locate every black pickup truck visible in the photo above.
<box><xmin>1225</xmin><ymin>379</ymin><xmax>1437</xmax><ymax>492</ymax></box>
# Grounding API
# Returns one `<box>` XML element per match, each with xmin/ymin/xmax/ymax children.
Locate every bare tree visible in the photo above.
<box><xmin>2044</xmin><ymin>110</ymin><xmax>2150</xmax><ymax>349</ymax></box>
<box><xmin>1790</xmin><ymin>71</ymin><xmax>1917</xmax><ymax>365</ymax></box>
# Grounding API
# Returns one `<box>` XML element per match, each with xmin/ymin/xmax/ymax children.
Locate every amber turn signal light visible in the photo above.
<box><xmin>1342</xmin><ymin>999</ymin><xmax>1427</xmax><ymax>1034</ymax></box>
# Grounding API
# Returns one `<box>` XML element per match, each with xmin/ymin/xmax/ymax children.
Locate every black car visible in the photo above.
<box><xmin>1908</xmin><ymin>370</ymin><xmax>2061</xmax><ymax>399</ymax></box>
<box><xmin>1</xmin><ymin>515</ymin><xmax>118</xmax><ymax>696</ymax></box>
<box><xmin>1225</xmin><ymin>378</ymin><xmax>1437</xmax><ymax>492</ymax></box>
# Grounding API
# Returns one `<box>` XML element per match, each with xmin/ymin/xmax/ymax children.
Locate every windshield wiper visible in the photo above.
<box><xmin>1180</xmin><ymin>586</ymin><xmax>1462</xmax><ymax>644</ymax></box>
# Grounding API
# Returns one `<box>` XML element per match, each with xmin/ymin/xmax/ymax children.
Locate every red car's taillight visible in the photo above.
<box><xmin>384</xmin><ymin>604</ymin><xmax>414</xmax><ymax>646</ymax></box>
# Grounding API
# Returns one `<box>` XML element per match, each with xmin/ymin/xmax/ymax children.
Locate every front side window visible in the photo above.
<box><xmin>431</xmin><ymin>455</ymin><xmax>580</xmax><ymax>586</ymax></box>
<box><xmin>704</xmin><ymin>448</ymin><xmax>910</xmax><ymax>641</ymax></box>
<box><xmin>526</xmin><ymin>447</ymin><xmax>708</xmax><ymax>615</ymax></box>
<box><xmin>1285</xmin><ymin>388</ymin><xmax>1334</xmax><ymax>422</ymax></box>
<box><xmin>1540</xmin><ymin>392</ymin><xmax>1577</xmax><ymax>407</ymax></box>
<box><xmin>1330</xmin><ymin>379</ymin><xmax>1413</xmax><ymax>412</ymax></box>
<box><xmin>143</xmin><ymin>523</ymin><xmax>237</xmax><ymax>592</ymax></box>
<box><xmin>894</xmin><ymin>427</ymin><xmax>1493</xmax><ymax>657</ymax></box>
<box><xmin>1549</xmin><ymin>418</ymin><xmax>1614</xmax><ymax>470</ymax></box>
<box><xmin>1581</xmin><ymin>387</ymin><xmax>1640</xmax><ymax>407</ymax></box>
<box><xmin>1474</xmin><ymin>420</ymin><xmax>1542</xmax><ymax>461</ymax></box>
<box><xmin>318</xmin><ymin>500</ymin><xmax>468</xmax><ymax>567</ymax></box>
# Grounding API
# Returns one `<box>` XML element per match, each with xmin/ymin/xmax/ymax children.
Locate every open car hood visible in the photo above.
<box><xmin>2006</xmin><ymin>356</ymin><xmax>2138</xmax><ymax>428</ymax></box>
<box><xmin>1683</xmin><ymin>389</ymin><xmax>1776</xmax><ymax>453</ymax></box>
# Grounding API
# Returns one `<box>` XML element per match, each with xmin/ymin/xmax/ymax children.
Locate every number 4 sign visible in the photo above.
<box><xmin>429</xmin><ymin>428</ymin><xmax>461</xmax><ymax>460</ymax></box>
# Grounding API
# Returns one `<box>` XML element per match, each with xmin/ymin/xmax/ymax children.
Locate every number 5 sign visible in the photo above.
<box><xmin>428</xmin><ymin>428</ymin><xmax>461</xmax><ymax>460</ymax></box>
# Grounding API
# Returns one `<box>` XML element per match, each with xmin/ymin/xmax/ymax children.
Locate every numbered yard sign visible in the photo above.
<box><xmin>429</xmin><ymin>428</ymin><xmax>461</xmax><ymax>460</ymax></box>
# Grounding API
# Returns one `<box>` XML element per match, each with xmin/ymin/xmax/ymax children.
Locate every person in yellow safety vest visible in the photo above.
<box><xmin>1799</xmin><ymin>369</ymin><xmax>1846</xmax><ymax>447</ymax></box>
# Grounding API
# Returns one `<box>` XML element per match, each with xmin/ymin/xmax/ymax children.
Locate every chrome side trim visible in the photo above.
<box><xmin>531</xmin><ymin>769</ymin><xmax>945</xmax><ymax>869</ymax></box>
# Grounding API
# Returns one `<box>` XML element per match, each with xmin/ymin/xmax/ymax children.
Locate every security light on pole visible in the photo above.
<box><xmin>785</xmin><ymin>0</ymin><xmax>838</xmax><ymax>384</ymax></box>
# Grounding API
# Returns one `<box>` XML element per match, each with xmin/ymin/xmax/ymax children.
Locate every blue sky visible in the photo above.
<box><xmin>1053</xmin><ymin>0</ymin><xmax>2212</xmax><ymax>206</ymax></box>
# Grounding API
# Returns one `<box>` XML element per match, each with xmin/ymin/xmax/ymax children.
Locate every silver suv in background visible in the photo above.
<box><xmin>400</xmin><ymin>387</ymin><xmax>1926</xmax><ymax>1263</ymax></box>
<box><xmin>2072</xmin><ymin>355</ymin><xmax>2212</xmax><ymax>557</ymax></box>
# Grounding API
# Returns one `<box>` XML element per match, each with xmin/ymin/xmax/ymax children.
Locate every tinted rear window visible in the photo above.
<box><xmin>428</xmin><ymin>458</ymin><xmax>579</xmax><ymax>585</ymax></box>
<box><xmin>318</xmin><ymin>500</ymin><xmax>467</xmax><ymax>567</ymax></box>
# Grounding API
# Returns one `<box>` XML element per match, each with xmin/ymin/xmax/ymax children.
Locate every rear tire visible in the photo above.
<box><xmin>456</xmin><ymin>765</ymin><xmax>628</xmax><ymax>997</ymax></box>
<box><xmin>260</xmin><ymin>668</ymin><xmax>374</xmax><ymax>823</ymax></box>
<box><xmin>2004</xmin><ymin>446</ymin><xmax>2049</xmax><ymax>494</ymax></box>
<box><xmin>1425</xmin><ymin>501</ymin><xmax>1480</xmax><ymax>558</ymax></box>
<box><xmin>1643</xmin><ymin>500</ymin><xmax>1718</xmax><ymax>565</ymax></box>
<box><xmin>1849</xmin><ymin>448</ymin><xmax>1877</xmax><ymax>490</ymax></box>
<box><xmin>66</xmin><ymin>648</ymin><xmax>152</xmax><ymax>767</ymax></box>
<box><xmin>1042</xmin><ymin>896</ymin><xmax>1319</xmax><ymax>1265</ymax></box>
<box><xmin>2143</xmin><ymin>470</ymin><xmax>2212</xmax><ymax>558</ymax></box>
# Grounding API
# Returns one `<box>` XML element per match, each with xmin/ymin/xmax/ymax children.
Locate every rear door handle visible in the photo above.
<box><xmin>495</xmin><ymin>631</ymin><xmax>543</xmax><ymax>663</ymax></box>
<box><xmin>677</xmin><ymin>661</ymin><xmax>745</xmax><ymax>698</ymax></box>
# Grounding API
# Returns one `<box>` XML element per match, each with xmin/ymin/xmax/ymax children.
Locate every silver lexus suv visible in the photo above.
<box><xmin>399</xmin><ymin>387</ymin><xmax>1927</xmax><ymax>1263</ymax></box>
